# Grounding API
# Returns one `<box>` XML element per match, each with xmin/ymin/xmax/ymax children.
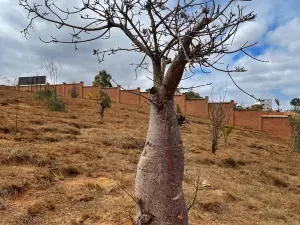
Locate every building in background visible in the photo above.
<box><xmin>253</xmin><ymin>99</ymin><xmax>272</xmax><ymax>111</ymax></box>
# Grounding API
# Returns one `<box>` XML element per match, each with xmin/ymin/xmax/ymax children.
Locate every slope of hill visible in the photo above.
<box><xmin>0</xmin><ymin>87</ymin><xmax>300</xmax><ymax>225</ymax></box>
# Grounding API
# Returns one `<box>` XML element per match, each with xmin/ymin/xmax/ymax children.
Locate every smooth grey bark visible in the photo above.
<box><xmin>135</xmin><ymin>98</ymin><xmax>188</xmax><ymax>225</ymax></box>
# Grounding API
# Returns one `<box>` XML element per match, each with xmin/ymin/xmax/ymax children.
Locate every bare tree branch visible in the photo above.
<box><xmin>177</xmin><ymin>83</ymin><xmax>212</xmax><ymax>90</ymax></box>
<box><xmin>111</xmin><ymin>79</ymin><xmax>156</xmax><ymax>106</ymax></box>
<box><xmin>226</xmin><ymin>66</ymin><xmax>260</xmax><ymax>101</ymax></box>
<box><xmin>20</xmin><ymin>0</ymin><xmax>264</xmax><ymax>106</ymax></box>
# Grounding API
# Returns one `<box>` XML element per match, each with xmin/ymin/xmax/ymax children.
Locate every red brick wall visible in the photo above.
<box><xmin>83</xmin><ymin>86</ymin><xmax>99</xmax><ymax>100</ymax></box>
<box><xmin>208</xmin><ymin>102</ymin><xmax>234</xmax><ymax>125</ymax></box>
<box><xmin>185</xmin><ymin>98</ymin><xmax>208</xmax><ymax>118</ymax></box>
<box><xmin>102</xmin><ymin>87</ymin><xmax>119</xmax><ymax>103</ymax></box>
<box><xmin>19</xmin><ymin>86</ymin><xmax>31</xmax><ymax>92</ymax></box>
<box><xmin>54</xmin><ymin>85</ymin><xmax>64</xmax><ymax>96</ymax></box>
<box><xmin>120</xmin><ymin>89</ymin><xmax>140</xmax><ymax>105</ymax></box>
<box><xmin>262</xmin><ymin>116</ymin><xmax>292</xmax><ymax>139</ymax></box>
<box><xmin>64</xmin><ymin>84</ymin><xmax>82</xmax><ymax>98</ymax></box>
<box><xmin>174</xmin><ymin>95</ymin><xmax>185</xmax><ymax>114</ymax></box>
<box><xmin>140</xmin><ymin>92</ymin><xmax>150</xmax><ymax>105</ymax></box>
<box><xmin>31</xmin><ymin>86</ymin><xmax>37</xmax><ymax>92</ymax></box>
<box><xmin>234</xmin><ymin>111</ymin><xmax>262</xmax><ymax>130</ymax></box>
<box><xmin>14</xmin><ymin>82</ymin><xmax>294</xmax><ymax>140</ymax></box>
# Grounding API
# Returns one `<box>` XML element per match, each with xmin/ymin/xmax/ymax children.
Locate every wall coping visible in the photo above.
<box><xmin>208</xmin><ymin>102</ymin><xmax>233</xmax><ymax>104</ymax></box>
<box><xmin>120</xmin><ymin>89</ymin><xmax>138</xmax><ymax>91</ymax></box>
<box><xmin>262</xmin><ymin>115</ymin><xmax>289</xmax><ymax>118</ymax></box>
<box><xmin>83</xmin><ymin>86</ymin><xmax>99</xmax><ymax>88</ymax></box>
<box><xmin>186</xmin><ymin>98</ymin><xmax>207</xmax><ymax>100</ymax></box>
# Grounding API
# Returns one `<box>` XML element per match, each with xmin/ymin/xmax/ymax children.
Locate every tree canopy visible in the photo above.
<box><xmin>184</xmin><ymin>88</ymin><xmax>201</xmax><ymax>99</ymax></box>
<box><xmin>92</xmin><ymin>70</ymin><xmax>113</xmax><ymax>87</ymax></box>
<box><xmin>291</xmin><ymin>98</ymin><xmax>300</xmax><ymax>112</ymax></box>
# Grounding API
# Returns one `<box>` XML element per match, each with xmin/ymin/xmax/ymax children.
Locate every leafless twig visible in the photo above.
<box><xmin>40</xmin><ymin>57</ymin><xmax>63</xmax><ymax>85</ymax></box>
<box><xmin>177</xmin><ymin>83</ymin><xmax>213</xmax><ymax>90</ymax></box>
<box><xmin>187</xmin><ymin>172</ymin><xmax>203</xmax><ymax>211</ymax></box>
<box><xmin>111</xmin><ymin>79</ymin><xmax>156</xmax><ymax>106</ymax></box>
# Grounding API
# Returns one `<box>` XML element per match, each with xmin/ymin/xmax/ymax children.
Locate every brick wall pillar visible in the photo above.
<box><xmin>205</xmin><ymin>96</ymin><xmax>209</xmax><ymax>119</ymax></box>
<box><xmin>117</xmin><ymin>85</ymin><xmax>121</xmax><ymax>103</ymax></box>
<box><xmin>259</xmin><ymin>111</ymin><xmax>263</xmax><ymax>131</ymax></box>
<box><xmin>80</xmin><ymin>81</ymin><xmax>84</xmax><ymax>98</ymax></box>
<box><xmin>231</xmin><ymin>100</ymin><xmax>235</xmax><ymax>126</ymax></box>
<box><xmin>137</xmin><ymin>87</ymin><xmax>141</xmax><ymax>105</ymax></box>
<box><xmin>62</xmin><ymin>82</ymin><xmax>66</xmax><ymax>97</ymax></box>
<box><xmin>182</xmin><ymin>93</ymin><xmax>186</xmax><ymax>114</ymax></box>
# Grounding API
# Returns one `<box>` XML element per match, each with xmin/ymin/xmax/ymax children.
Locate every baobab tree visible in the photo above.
<box><xmin>20</xmin><ymin>0</ymin><xmax>262</xmax><ymax>224</ymax></box>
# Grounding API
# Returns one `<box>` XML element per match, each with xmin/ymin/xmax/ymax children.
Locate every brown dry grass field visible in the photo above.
<box><xmin>0</xmin><ymin>87</ymin><xmax>300</xmax><ymax>225</ymax></box>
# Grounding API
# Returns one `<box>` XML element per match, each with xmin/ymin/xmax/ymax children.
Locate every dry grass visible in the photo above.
<box><xmin>0</xmin><ymin>87</ymin><xmax>300</xmax><ymax>225</ymax></box>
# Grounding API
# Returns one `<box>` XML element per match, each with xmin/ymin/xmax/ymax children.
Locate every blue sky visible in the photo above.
<box><xmin>0</xmin><ymin>0</ymin><xmax>299</xmax><ymax>110</ymax></box>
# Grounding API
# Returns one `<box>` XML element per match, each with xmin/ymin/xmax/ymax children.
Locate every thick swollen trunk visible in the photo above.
<box><xmin>135</xmin><ymin>99</ymin><xmax>188</xmax><ymax>225</ymax></box>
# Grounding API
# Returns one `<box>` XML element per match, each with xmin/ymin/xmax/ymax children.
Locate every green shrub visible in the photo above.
<box><xmin>290</xmin><ymin>116</ymin><xmax>300</xmax><ymax>152</ymax></box>
<box><xmin>46</xmin><ymin>95</ymin><xmax>65</xmax><ymax>112</ymax></box>
<box><xmin>223</xmin><ymin>126</ymin><xmax>234</xmax><ymax>143</ymax></box>
<box><xmin>34</xmin><ymin>89</ymin><xmax>65</xmax><ymax>112</ymax></box>
<box><xmin>292</xmin><ymin>136</ymin><xmax>300</xmax><ymax>153</ymax></box>
<box><xmin>34</xmin><ymin>89</ymin><xmax>55</xmax><ymax>100</ymax></box>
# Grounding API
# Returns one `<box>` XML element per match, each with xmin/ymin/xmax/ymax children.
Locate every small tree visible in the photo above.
<box><xmin>99</xmin><ymin>90</ymin><xmax>111</xmax><ymax>119</ymax></box>
<box><xmin>70</xmin><ymin>87</ymin><xmax>79</xmax><ymax>98</ymax></box>
<box><xmin>209</xmin><ymin>92</ymin><xmax>231</xmax><ymax>154</ymax></box>
<box><xmin>92</xmin><ymin>70</ymin><xmax>112</xmax><ymax>87</ymax></box>
<box><xmin>40</xmin><ymin>57</ymin><xmax>62</xmax><ymax>85</ymax></box>
<box><xmin>275</xmin><ymin>99</ymin><xmax>282</xmax><ymax>112</ymax></box>
<box><xmin>223</xmin><ymin>126</ymin><xmax>234</xmax><ymax>143</ymax></box>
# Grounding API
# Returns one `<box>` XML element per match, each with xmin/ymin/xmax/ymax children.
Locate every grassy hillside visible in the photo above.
<box><xmin>0</xmin><ymin>87</ymin><xmax>300</xmax><ymax>225</ymax></box>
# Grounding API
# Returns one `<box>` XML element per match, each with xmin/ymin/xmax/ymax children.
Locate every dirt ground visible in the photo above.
<box><xmin>0</xmin><ymin>87</ymin><xmax>300</xmax><ymax>225</ymax></box>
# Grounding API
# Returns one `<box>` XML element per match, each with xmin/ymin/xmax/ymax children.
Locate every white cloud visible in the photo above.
<box><xmin>188</xmin><ymin>16</ymin><xmax>300</xmax><ymax>110</ymax></box>
<box><xmin>267</xmin><ymin>18</ymin><xmax>300</xmax><ymax>50</ymax></box>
